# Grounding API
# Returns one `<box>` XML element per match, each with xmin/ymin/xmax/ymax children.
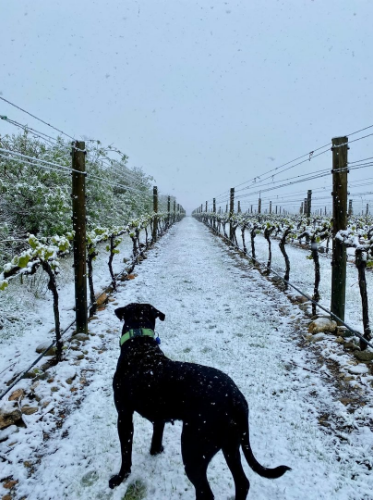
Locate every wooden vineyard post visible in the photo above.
<box><xmin>213</xmin><ymin>198</ymin><xmax>216</xmax><ymax>232</ymax></box>
<box><xmin>330</xmin><ymin>136</ymin><xmax>348</xmax><ymax>323</ymax></box>
<box><xmin>307</xmin><ymin>190</ymin><xmax>312</xmax><ymax>222</ymax></box>
<box><xmin>173</xmin><ymin>200</ymin><xmax>176</xmax><ymax>223</ymax></box>
<box><xmin>72</xmin><ymin>141</ymin><xmax>88</xmax><ymax>334</ymax></box>
<box><xmin>152</xmin><ymin>186</ymin><xmax>158</xmax><ymax>242</ymax></box>
<box><xmin>229</xmin><ymin>188</ymin><xmax>235</xmax><ymax>242</ymax></box>
<box><xmin>167</xmin><ymin>196</ymin><xmax>171</xmax><ymax>227</ymax></box>
<box><xmin>258</xmin><ymin>196</ymin><xmax>262</xmax><ymax>214</ymax></box>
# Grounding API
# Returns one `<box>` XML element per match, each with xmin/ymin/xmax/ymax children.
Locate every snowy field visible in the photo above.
<box><xmin>0</xmin><ymin>217</ymin><xmax>372</xmax><ymax>500</ymax></box>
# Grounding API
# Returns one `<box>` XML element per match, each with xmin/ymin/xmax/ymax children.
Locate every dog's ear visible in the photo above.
<box><xmin>157</xmin><ymin>311</ymin><xmax>166</xmax><ymax>321</ymax></box>
<box><xmin>115</xmin><ymin>307</ymin><xmax>127</xmax><ymax>321</ymax></box>
<box><xmin>152</xmin><ymin>306</ymin><xmax>165</xmax><ymax>321</ymax></box>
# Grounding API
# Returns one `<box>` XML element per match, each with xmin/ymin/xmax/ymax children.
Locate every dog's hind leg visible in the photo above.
<box><xmin>109</xmin><ymin>410</ymin><xmax>134</xmax><ymax>489</ymax></box>
<box><xmin>150</xmin><ymin>420</ymin><xmax>165</xmax><ymax>455</ymax></box>
<box><xmin>181</xmin><ymin>424</ymin><xmax>218</xmax><ymax>500</ymax></box>
<box><xmin>222</xmin><ymin>442</ymin><xmax>249</xmax><ymax>500</ymax></box>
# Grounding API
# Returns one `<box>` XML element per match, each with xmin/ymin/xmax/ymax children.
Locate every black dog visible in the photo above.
<box><xmin>109</xmin><ymin>303</ymin><xmax>290</xmax><ymax>499</ymax></box>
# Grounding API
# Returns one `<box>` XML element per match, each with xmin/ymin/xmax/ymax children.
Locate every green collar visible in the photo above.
<box><xmin>120</xmin><ymin>328</ymin><xmax>155</xmax><ymax>346</ymax></box>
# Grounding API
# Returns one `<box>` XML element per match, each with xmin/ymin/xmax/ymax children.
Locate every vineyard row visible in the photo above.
<box><xmin>0</xmin><ymin>141</ymin><xmax>186</xmax><ymax>364</ymax></box>
<box><xmin>192</xmin><ymin>136</ymin><xmax>373</xmax><ymax>350</ymax></box>
<box><xmin>0</xmin><ymin>209</ymin><xmax>185</xmax><ymax>400</ymax></box>
<box><xmin>193</xmin><ymin>210</ymin><xmax>372</xmax><ymax>351</ymax></box>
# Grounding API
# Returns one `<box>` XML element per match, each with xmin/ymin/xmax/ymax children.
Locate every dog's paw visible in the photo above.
<box><xmin>109</xmin><ymin>471</ymin><xmax>130</xmax><ymax>489</ymax></box>
<box><xmin>150</xmin><ymin>445</ymin><xmax>164</xmax><ymax>456</ymax></box>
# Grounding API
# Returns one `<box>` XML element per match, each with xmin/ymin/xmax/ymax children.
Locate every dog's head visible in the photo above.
<box><xmin>115</xmin><ymin>303</ymin><xmax>165</xmax><ymax>331</ymax></box>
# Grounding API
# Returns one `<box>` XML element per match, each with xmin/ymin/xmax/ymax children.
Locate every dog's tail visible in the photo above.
<box><xmin>240</xmin><ymin>421</ymin><xmax>291</xmax><ymax>479</ymax></box>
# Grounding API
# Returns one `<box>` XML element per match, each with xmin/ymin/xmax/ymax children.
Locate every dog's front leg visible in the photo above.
<box><xmin>150</xmin><ymin>421</ymin><xmax>165</xmax><ymax>455</ymax></box>
<box><xmin>109</xmin><ymin>411</ymin><xmax>134</xmax><ymax>489</ymax></box>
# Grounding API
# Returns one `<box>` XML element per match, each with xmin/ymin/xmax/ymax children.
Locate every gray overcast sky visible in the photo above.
<box><xmin>1</xmin><ymin>0</ymin><xmax>373</xmax><ymax>214</ymax></box>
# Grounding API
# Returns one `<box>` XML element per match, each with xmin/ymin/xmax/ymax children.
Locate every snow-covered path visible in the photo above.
<box><xmin>1</xmin><ymin>217</ymin><xmax>372</xmax><ymax>500</ymax></box>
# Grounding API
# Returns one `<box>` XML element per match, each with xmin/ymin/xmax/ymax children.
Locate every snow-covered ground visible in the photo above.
<box><xmin>0</xmin><ymin>217</ymin><xmax>372</xmax><ymax>499</ymax></box>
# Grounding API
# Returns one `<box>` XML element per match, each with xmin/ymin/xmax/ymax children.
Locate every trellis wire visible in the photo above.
<box><xmin>0</xmin><ymin>147</ymin><xmax>84</xmax><ymax>175</ymax></box>
<box><xmin>0</xmin><ymin>96</ymin><xmax>76</xmax><ymax>141</ymax></box>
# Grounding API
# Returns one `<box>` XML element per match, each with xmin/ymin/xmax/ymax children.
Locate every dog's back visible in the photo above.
<box><xmin>114</xmin><ymin>341</ymin><xmax>247</xmax><ymax>429</ymax></box>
